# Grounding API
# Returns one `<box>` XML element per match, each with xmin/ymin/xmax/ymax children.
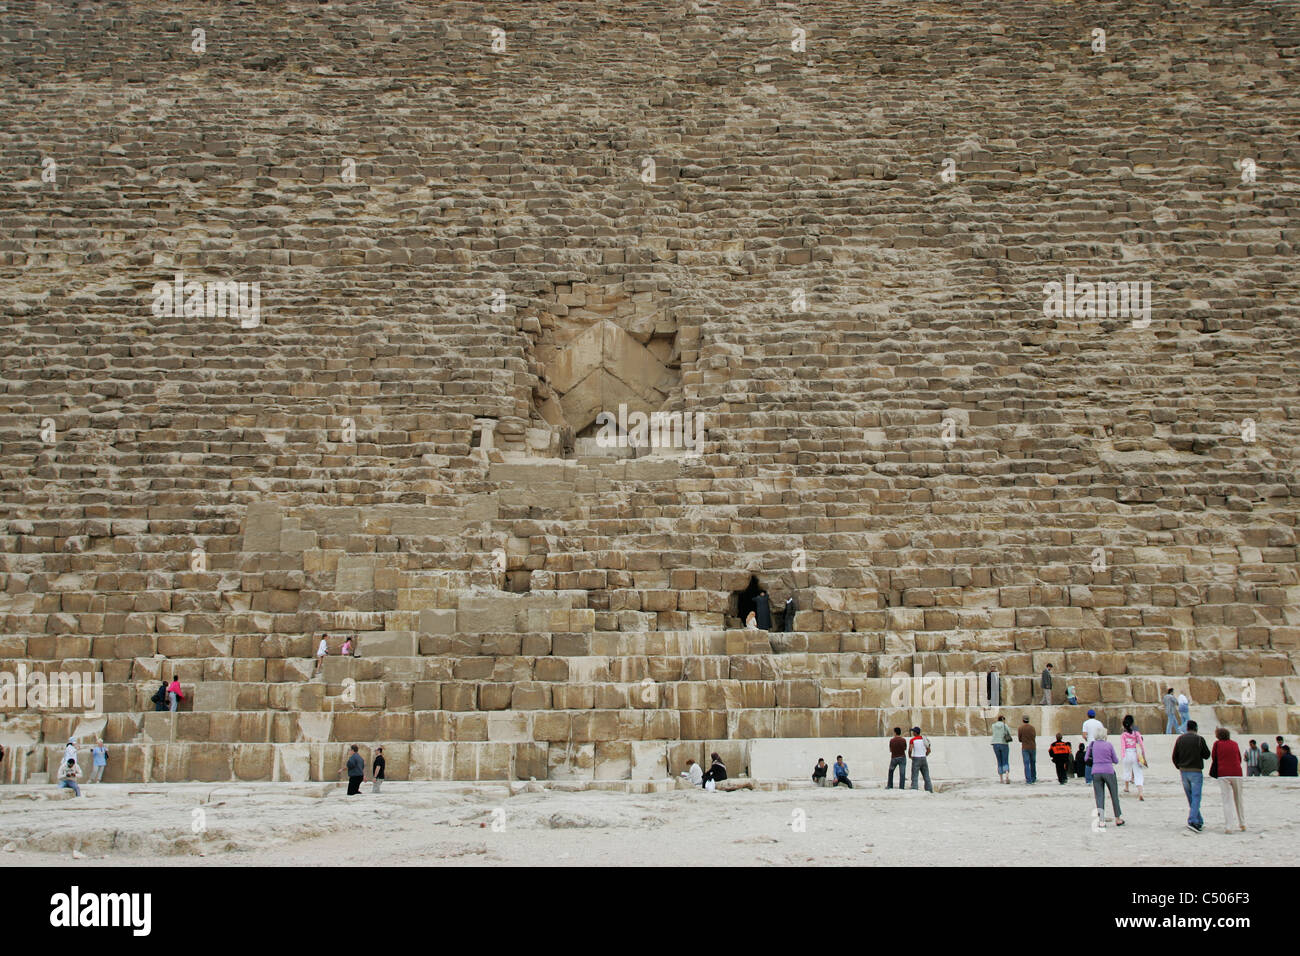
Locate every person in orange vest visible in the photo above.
<box><xmin>1049</xmin><ymin>733</ymin><xmax>1074</xmax><ymax>785</ymax></box>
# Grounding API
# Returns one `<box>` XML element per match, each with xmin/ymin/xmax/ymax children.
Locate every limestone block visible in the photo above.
<box><xmin>243</xmin><ymin>503</ymin><xmax>282</xmax><ymax>552</ymax></box>
<box><xmin>594</xmin><ymin>741</ymin><xmax>632</xmax><ymax>780</ymax></box>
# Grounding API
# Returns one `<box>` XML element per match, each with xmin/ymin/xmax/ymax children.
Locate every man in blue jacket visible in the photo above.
<box><xmin>833</xmin><ymin>755</ymin><xmax>854</xmax><ymax>788</ymax></box>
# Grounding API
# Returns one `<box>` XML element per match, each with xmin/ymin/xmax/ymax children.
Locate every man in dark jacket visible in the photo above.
<box><xmin>341</xmin><ymin>744</ymin><xmax>365</xmax><ymax>795</ymax></box>
<box><xmin>782</xmin><ymin>595</ymin><xmax>796</xmax><ymax>632</ymax></box>
<box><xmin>1280</xmin><ymin>745</ymin><xmax>1298</xmax><ymax>777</ymax></box>
<box><xmin>1172</xmin><ymin>720</ymin><xmax>1212</xmax><ymax>832</ymax></box>
<box><xmin>1049</xmin><ymin>734</ymin><xmax>1073</xmax><ymax>784</ymax></box>
<box><xmin>755</xmin><ymin>590</ymin><xmax>771</xmax><ymax>630</ymax></box>
<box><xmin>371</xmin><ymin>745</ymin><xmax>386</xmax><ymax>793</ymax></box>
<box><xmin>151</xmin><ymin>681</ymin><xmax>169</xmax><ymax>712</ymax></box>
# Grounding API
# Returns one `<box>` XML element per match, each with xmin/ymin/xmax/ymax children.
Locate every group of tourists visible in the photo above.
<box><xmin>54</xmin><ymin>738</ymin><xmax>108</xmax><ymax>797</ymax></box>
<box><xmin>148</xmin><ymin>676</ymin><xmax>185</xmax><ymax>712</ymax></box>
<box><xmin>809</xmin><ymin>727</ymin><xmax>935</xmax><ymax>793</ymax></box>
<box><xmin>742</xmin><ymin>589</ymin><xmax>797</xmax><ymax>632</ymax></box>
<box><xmin>315</xmin><ymin>634</ymin><xmax>357</xmax><ymax>674</ymax></box>
<box><xmin>338</xmin><ymin>744</ymin><xmax>385</xmax><ymax>794</ymax></box>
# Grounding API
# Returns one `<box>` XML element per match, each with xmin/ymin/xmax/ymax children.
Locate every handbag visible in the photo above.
<box><xmin>1209</xmin><ymin>754</ymin><xmax>1219</xmax><ymax>779</ymax></box>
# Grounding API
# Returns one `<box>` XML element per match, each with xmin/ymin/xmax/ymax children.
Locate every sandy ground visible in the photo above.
<box><xmin>2</xmin><ymin>775</ymin><xmax>1295</xmax><ymax>866</ymax></box>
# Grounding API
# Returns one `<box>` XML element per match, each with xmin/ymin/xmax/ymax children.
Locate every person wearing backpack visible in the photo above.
<box><xmin>150</xmin><ymin>680</ymin><xmax>168</xmax><ymax>712</ymax></box>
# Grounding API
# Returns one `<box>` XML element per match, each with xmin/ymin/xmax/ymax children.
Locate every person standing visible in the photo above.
<box><xmin>832</xmin><ymin>755</ymin><xmax>853</xmax><ymax>789</ymax></box>
<box><xmin>1074</xmin><ymin>742</ymin><xmax>1087</xmax><ymax>780</ymax></box>
<box><xmin>1087</xmin><ymin>728</ymin><xmax>1124</xmax><ymax>827</ymax></box>
<box><xmin>886</xmin><ymin>729</ymin><xmax>907</xmax><ymax>789</ymax></box>
<box><xmin>1275</xmin><ymin>736</ymin><xmax>1285</xmax><ymax>758</ymax></box>
<box><xmin>341</xmin><ymin>744</ymin><xmax>365</xmax><ymax>795</ymax></box>
<box><xmin>1177</xmin><ymin>692</ymin><xmax>1190</xmax><ymax>733</ymax></box>
<box><xmin>909</xmin><ymin>727</ymin><xmax>933</xmax><ymax>792</ymax></box>
<box><xmin>986</xmin><ymin>664</ymin><xmax>1001</xmax><ymax>709</ymax></box>
<box><xmin>1081</xmin><ymin>710</ymin><xmax>1105</xmax><ymax>784</ymax></box>
<box><xmin>1119</xmin><ymin>715</ymin><xmax>1146</xmax><ymax>801</ymax></box>
<box><xmin>58</xmin><ymin>758</ymin><xmax>82</xmax><ymax>797</ymax></box>
<box><xmin>89</xmin><ymin>739</ymin><xmax>108</xmax><ymax>784</ymax></box>
<box><xmin>1162</xmin><ymin>688</ymin><xmax>1179</xmax><ymax>734</ymax></box>
<box><xmin>167</xmin><ymin>675</ymin><xmax>184</xmax><ymax>713</ymax></box>
<box><xmin>151</xmin><ymin>680</ymin><xmax>169</xmax><ymax>712</ymax></box>
<box><xmin>371</xmin><ymin>745</ymin><xmax>385</xmax><ymax>794</ymax></box>
<box><xmin>314</xmin><ymin>634</ymin><xmax>329</xmax><ymax>674</ymax></box>
<box><xmin>1049</xmin><ymin>734</ymin><xmax>1073</xmax><ymax>784</ymax></box>
<box><xmin>1258</xmin><ymin>744</ymin><xmax>1279</xmax><ymax>776</ymax></box>
<box><xmin>1040</xmin><ymin>663</ymin><xmax>1054</xmax><ymax>705</ymax></box>
<box><xmin>990</xmin><ymin>715</ymin><xmax>1013</xmax><ymax>784</ymax></box>
<box><xmin>1210</xmin><ymin>728</ymin><xmax>1245</xmax><ymax>834</ymax></box>
<box><xmin>782</xmin><ymin>595</ymin><xmax>796</xmax><ymax>632</ymax></box>
<box><xmin>1018</xmin><ymin>716</ymin><xmax>1038</xmax><ymax>784</ymax></box>
<box><xmin>1244</xmin><ymin>739</ymin><xmax>1261</xmax><ymax>777</ymax></box>
<box><xmin>1172</xmin><ymin>720</ymin><xmax>1211</xmax><ymax>833</ymax></box>
<box><xmin>754</xmin><ymin>590</ymin><xmax>771</xmax><ymax>630</ymax></box>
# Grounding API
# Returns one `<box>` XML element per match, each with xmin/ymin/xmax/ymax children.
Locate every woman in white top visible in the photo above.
<box><xmin>314</xmin><ymin>635</ymin><xmax>328</xmax><ymax>673</ymax></box>
<box><xmin>744</xmin><ymin>611</ymin><xmax>758</xmax><ymax>630</ymax></box>
<box><xmin>1119</xmin><ymin>714</ymin><xmax>1147</xmax><ymax>800</ymax></box>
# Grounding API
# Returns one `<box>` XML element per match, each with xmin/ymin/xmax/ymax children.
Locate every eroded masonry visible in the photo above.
<box><xmin>2</xmin><ymin>0</ymin><xmax>1298</xmax><ymax>781</ymax></box>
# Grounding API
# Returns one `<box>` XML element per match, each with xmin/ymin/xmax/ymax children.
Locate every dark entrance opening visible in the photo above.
<box><xmin>732</xmin><ymin>575</ymin><xmax>763</xmax><ymax>626</ymax></box>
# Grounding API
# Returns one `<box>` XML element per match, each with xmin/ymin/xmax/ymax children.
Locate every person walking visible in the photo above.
<box><xmin>1040</xmin><ymin>663</ymin><xmax>1054</xmax><ymax>705</ymax></box>
<box><xmin>1074</xmin><ymin>742</ymin><xmax>1087</xmax><ymax>781</ymax></box>
<box><xmin>167</xmin><ymin>675</ymin><xmax>183</xmax><ymax>713</ymax></box>
<box><xmin>1210</xmin><ymin>728</ymin><xmax>1245</xmax><ymax>834</ymax></box>
<box><xmin>1049</xmin><ymin>734</ymin><xmax>1073</xmax><ymax>784</ymax></box>
<box><xmin>1087</xmin><ymin>728</ymin><xmax>1124</xmax><ymax>827</ymax></box>
<box><xmin>341</xmin><ymin>744</ymin><xmax>365</xmax><ymax>795</ymax></box>
<box><xmin>314</xmin><ymin>634</ymin><xmax>329</xmax><ymax>674</ymax></box>
<box><xmin>990</xmin><ymin>715</ymin><xmax>1013</xmax><ymax>784</ymax></box>
<box><xmin>1244</xmin><ymin>739</ymin><xmax>1261</xmax><ymax>777</ymax></box>
<box><xmin>886</xmin><ymin>728</ymin><xmax>907</xmax><ymax>789</ymax></box>
<box><xmin>1162</xmin><ymin>688</ymin><xmax>1179</xmax><ymax>734</ymax></box>
<box><xmin>754</xmin><ymin>590</ymin><xmax>771</xmax><ymax>630</ymax></box>
<box><xmin>1119</xmin><ymin>715</ymin><xmax>1147</xmax><ymax>801</ymax></box>
<box><xmin>1018</xmin><ymin>716</ymin><xmax>1038</xmax><ymax>784</ymax></box>
<box><xmin>341</xmin><ymin>637</ymin><xmax>353</xmax><ymax>657</ymax></box>
<box><xmin>909</xmin><ymin>726</ymin><xmax>933</xmax><ymax>792</ymax></box>
<box><xmin>1172</xmin><ymin>720</ymin><xmax>1211</xmax><ymax>832</ymax></box>
<box><xmin>832</xmin><ymin>755</ymin><xmax>853</xmax><ymax>789</ymax></box>
<box><xmin>1081</xmin><ymin>710</ymin><xmax>1105</xmax><ymax>784</ymax></box>
<box><xmin>1177</xmin><ymin>692</ymin><xmax>1190</xmax><ymax>733</ymax></box>
<box><xmin>58</xmin><ymin>758</ymin><xmax>82</xmax><ymax>797</ymax></box>
<box><xmin>371</xmin><ymin>745</ymin><xmax>385</xmax><ymax>794</ymax></box>
<box><xmin>89</xmin><ymin>739</ymin><xmax>108</xmax><ymax>784</ymax></box>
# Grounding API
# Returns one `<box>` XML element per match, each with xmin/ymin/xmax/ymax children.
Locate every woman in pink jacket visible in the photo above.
<box><xmin>167</xmin><ymin>675</ymin><xmax>184</xmax><ymax>713</ymax></box>
<box><xmin>1119</xmin><ymin>714</ymin><xmax>1147</xmax><ymax>801</ymax></box>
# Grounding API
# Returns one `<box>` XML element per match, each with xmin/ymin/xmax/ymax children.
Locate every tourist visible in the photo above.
<box><xmin>1162</xmin><ymin>688</ymin><xmax>1179</xmax><ymax>734</ymax></box>
<box><xmin>1280</xmin><ymin>746</ymin><xmax>1298</xmax><ymax>777</ymax></box>
<box><xmin>1210</xmin><ymin>728</ymin><xmax>1245</xmax><ymax>833</ymax></box>
<box><xmin>1018</xmin><ymin>716</ymin><xmax>1037</xmax><ymax>784</ymax></box>
<box><xmin>986</xmin><ymin>663</ymin><xmax>1001</xmax><ymax>708</ymax></box>
<box><xmin>1172</xmin><ymin>720</ymin><xmax>1211</xmax><ymax>832</ymax></box>
<box><xmin>341</xmin><ymin>744</ymin><xmax>365</xmax><ymax>795</ymax></box>
<box><xmin>314</xmin><ymin>634</ymin><xmax>328</xmax><ymax>673</ymax></box>
<box><xmin>909</xmin><ymin>727</ymin><xmax>932</xmax><ymax>792</ymax></box>
<box><xmin>701</xmin><ymin>752</ymin><xmax>727</xmax><ymax>787</ymax></box>
<box><xmin>887</xmin><ymin>728</ymin><xmax>907</xmax><ymax>789</ymax></box>
<box><xmin>151</xmin><ymin>680</ymin><xmax>169</xmax><ymax>711</ymax></box>
<box><xmin>63</xmin><ymin>738</ymin><xmax>78</xmax><ymax>766</ymax></box>
<box><xmin>1065</xmin><ymin>683</ymin><xmax>1078</xmax><ymax>706</ymax></box>
<box><xmin>1244</xmin><ymin>739</ymin><xmax>1261</xmax><ymax>777</ymax></box>
<box><xmin>832</xmin><ymin>755</ymin><xmax>853</xmax><ymax>788</ymax></box>
<box><xmin>89</xmin><ymin>739</ymin><xmax>108</xmax><ymax>784</ymax></box>
<box><xmin>1258</xmin><ymin>744</ymin><xmax>1279</xmax><ymax>776</ymax></box>
<box><xmin>371</xmin><ymin>745</ymin><xmax>385</xmax><ymax>793</ymax></box>
<box><xmin>1087</xmin><ymin>728</ymin><xmax>1124</xmax><ymax>827</ymax></box>
<box><xmin>755</xmin><ymin>590</ymin><xmax>771</xmax><ymax>630</ymax></box>
<box><xmin>1177</xmin><ymin>692</ymin><xmax>1190</xmax><ymax>733</ymax></box>
<box><xmin>812</xmin><ymin>758</ymin><xmax>828</xmax><ymax>787</ymax></box>
<box><xmin>341</xmin><ymin>637</ymin><xmax>353</xmax><ymax>657</ymax></box>
<box><xmin>1040</xmin><ymin>663</ymin><xmax>1054</xmax><ymax>705</ymax></box>
<box><xmin>167</xmin><ymin>675</ymin><xmax>184</xmax><ymax>713</ymax></box>
<box><xmin>1119</xmin><ymin>715</ymin><xmax>1147</xmax><ymax>801</ymax></box>
<box><xmin>1276</xmin><ymin>736</ymin><xmax>1285</xmax><ymax>757</ymax></box>
<box><xmin>1049</xmin><ymin>734</ymin><xmax>1073</xmax><ymax>784</ymax></box>
<box><xmin>1074</xmin><ymin>742</ymin><xmax>1087</xmax><ymax>780</ymax></box>
<box><xmin>1081</xmin><ymin>710</ymin><xmax>1105</xmax><ymax>783</ymax></box>
<box><xmin>682</xmin><ymin>759</ymin><xmax>703</xmax><ymax>787</ymax></box>
<box><xmin>782</xmin><ymin>595</ymin><xmax>796</xmax><ymax>632</ymax></box>
<box><xmin>990</xmin><ymin>715</ymin><xmax>1013</xmax><ymax>784</ymax></box>
<box><xmin>58</xmin><ymin>758</ymin><xmax>82</xmax><ymax>797</ymax></box>
<box><xmin>744</xmin><ymin>611</ymin><xmax>758</xmax><ymax>630</ymax></box>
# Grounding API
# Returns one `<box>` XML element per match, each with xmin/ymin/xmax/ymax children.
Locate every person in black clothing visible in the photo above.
<box><xmin>371</xmin><ymin>745</ymin><xmax>386</xmax><ymax>793</ymax></box>
<box><xmin>812</xmin><ymin>758</ymin><xmax>828</xmax><ymax>787</ymax></box>
<box><xmin>782</xmin><ymin>595</ymin><xmax>796</xmax><ymax>632</ymax></box>
<box><xmin>1074</xmin><ymin>743</ymin><xmax>1087</xmax><ymax>780</ymax></box>
<box><xmin>151</xmin><ymin>681</ymin><xmax>169</xmax><ymax>712</ymax></box>
<box><xmin>340</xmin><ymin>744</ymin><xmax>365</xmax><ymax>795</ymax></box>
<box><xmin>755</xmin><ymin>590</ymin><xmax>771</xmax><ymax>630</ymax></box>
<box><xmin>701</xmin><ymin>752</ymin><xmax>727</xmax><ymax>788</ymax></box>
